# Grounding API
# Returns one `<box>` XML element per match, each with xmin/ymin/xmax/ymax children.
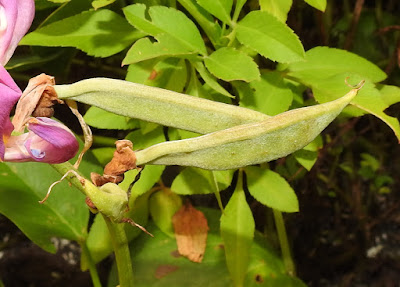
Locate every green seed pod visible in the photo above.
<box><xmin>55</xmin><ymin>78</ymin><xmax>269</xmax><ymax>134</ymax></box>
<box><xmin>134</xmin><ymin>85</ymin><xmax>362</xmax><ymax>170</ymax></box>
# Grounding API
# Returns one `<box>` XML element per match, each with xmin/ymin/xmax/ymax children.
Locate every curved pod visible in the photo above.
<box><xmin>135</xmin><ymin>86</ymin><xmax>361</xmax><ymax>170</ymax></box>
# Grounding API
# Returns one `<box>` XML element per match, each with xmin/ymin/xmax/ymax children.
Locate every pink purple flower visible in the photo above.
<box><xmin>0</xmin><ymin>0</ymin><xmax>79</xmax><ymax>163</ymax></box>
<box><xmin>0</xmin><ymin>0</ymin><xmax>35</xmax><ymax>65</ymax></box>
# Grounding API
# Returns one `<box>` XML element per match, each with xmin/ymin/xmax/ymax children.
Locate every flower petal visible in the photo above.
<box><xmin>0</xmin><ymin>65</ymin><xmax>21</xmax><ymax>160</ymax></box>
<box><xmin>26</xmin><ymin>117</ymin><xmax>79</xmax><ymax>163</ymax></box>
<box><xmin>0</xmin><ymin>0</ymin><xmax>35</xmax><ymax>65</ymax></box>
<box><xmin>4</xmin><ymin>117</ymin><xmax>79</xmax><ymax>163</ymax></box>
<box><xmin>2</xmin><ymin>133</ymin><xmax>30</xmax><ymax>162</ymax></box>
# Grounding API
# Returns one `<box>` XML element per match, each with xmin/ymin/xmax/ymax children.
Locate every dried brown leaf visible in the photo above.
<box><xmin>172</xmin><ymin>202</ymin><xmax>209</xmax><ymax>263</ymax></box>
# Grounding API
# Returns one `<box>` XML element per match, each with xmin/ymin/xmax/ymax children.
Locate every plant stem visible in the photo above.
<box><xmin>272</xmin><ymin>209</ymin><xmax>296</xmax><ymax>276</ymax></box>
<box><xmin>104</xmin><ymin>216</ymin><xmax>134</xmax><ymax>287</ymax></box>
<box><xmin>80</xmin><ymin>242</ymin><xmax>102</xmax><ymax>287</ymax></box>
<box><xmin>344</xmin><ymin>0</ymin><xmax>365</xmax><ymax>50</ymax></box>
<box><xmin>177</xmin><ymin>0</ymin><xmax>220</xmax><ymax>48</ymax></box>
<box><xmin>211</xmin><ymin>171</ymin><xmax>224</xmax><ymax>213</ymax></box>
<box><xmin>232</xmin><ymin>0</ymin><xmax>245</xmax><ymax>23</ymax></box>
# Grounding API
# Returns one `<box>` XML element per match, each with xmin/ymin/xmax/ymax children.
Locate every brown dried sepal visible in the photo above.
<box><xmin>91</xmin><ymin>172</ymin><xmax>123</xmax><ymax>186</ymax></box>
<box><xmin>32</xmin><ymin>85</ymin><xmax>62</xmax><ymax>117</ymax></box>
<box><xmin>12</xmin><ymin>73</ymin><xmax>62</xmax><ymax>132</ymax></box>
<box><xmin>91</xmin><ymin>140</ymin><xmax>137</xmax><ymax>187</ymax></box>
<box><xmin>104</xmin><ymin>140</ymin><xmax>137</xmax><ymax>176</ymax></box>
<box><xmin>172</xmin><ymin>202</ymin><xmax>209</xmax><ymax>263</ymax></box>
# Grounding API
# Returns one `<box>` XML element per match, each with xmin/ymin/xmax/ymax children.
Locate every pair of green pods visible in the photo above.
<box><xmin>56</xmin><ymin>78</ymin><xmax>362</xmax><ymax>170</ymax></box>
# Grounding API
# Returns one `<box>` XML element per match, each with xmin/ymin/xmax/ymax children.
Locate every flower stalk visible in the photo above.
<box><xmin>104</xmin><ymin>217</ymin><xmax>135</xmax><ymax>287</ymax></box>
<box><xmin>80</xmin><ymin>242</ymin><xmax>102</xmax><ymax>287</ymax></box>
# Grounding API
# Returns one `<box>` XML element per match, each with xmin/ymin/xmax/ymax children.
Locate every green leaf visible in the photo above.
<box><xmin>352</xmin><ymin>90</ymin><xmax>400</xmax><ymax>141</ymax></box>
<box><xmin>236</xmin><ymin>11</ymin><xmax>305</xmax><ymax>63</ymax></box>
<box><xmin>145</xmin><ymin>58</ymin><xmax>188</xmax><ymax>92</ymax></box>
<box><xmin>123</xmin><ymin>4</ymin><xmax>162</xmax><ymax>35</ymax></box>
<box><xmin>123</xmin><ymin>37</ymin><xmax>191</xmax><ymax>65</ymax></box>
<box><xmin>293</xmin><ymin>148</ymin><xmax>318</xmax><ymax>171</ymax></box>
<box><xmin>35</xmin><ymin>0</ymin><xmax>59</xmax><ymax>10</ymax></box>
<box><xmin>360</xmin><ymin>153</ymin><xmax>380</xmax><ymax>172</ymax></box>
<box><xmin>125</xmin><ymin>126</ymin><xmax>166</xmax><ymax>150</ymax></box>
<box><xmin>127</xmin><ymin>58</ymin><xmax>188</xmax><ymax>92</ymax></box>
<box><xmin>294</xmin><ymin>135</ymin><xmax>323</xmax><ymax>171</ymax></box>
<box><xmin>197</xmin><ymin>0</ymin><xmax>233</xmax><ymax>23</ymax></box>
<box><xmin>378</xmin><ymin>84</ymin><xmax>400</xmax><ymax>107</ymax></box>
<box><xmin>221</xmin><ymin>173</ymin><xmax>255</xmax><ymax>287</ymax></box>
<box><xmin>6</xmin><ymin>50</ymin><xmax>64</xmax><ymax>70</ymax></box>
<box><xmin>304</xmin><ymin>0</ymin><xmax>327</xmax><ymax>11</ymax></box>
<box><xmin>84</xmin><ymin>106</ymin><xmax>139</xmax><ymax>130</ymax></box>
<box><xmin>176</xmin><ymin>129</ymin><xmax>202</xmax><ymax>140</ymax></box>
<box><xmin>123</xmin><ymin>4</ymin><xmax>207</xmax><ymax>59</ymax></box>
<box><xmin>39</xmin><ymin>0</ymin><xmax>92</xmax><ymax>26</ymax></box>
<box><xmin>171</xmin><ymin>168</ymin><xmax>233</xmax><ymax>195</ymax></box>
<box><xmin>108</xmin><ymin>208</ymin><xmax>306</xmax><ymax>287</ymax></box>
<box><xmin>281</xmin><ymin>46</ymin><xmax>387</xmax><ymax>83</ymax></box>
<box><xmin>186</xmin><ymin>65</ymin><xmax>209</xmax><ymax>98</ymax></box>
<box><xmin>238</xmin><ymin>71</ymin><xmax>293</xmax><ymax>115</ymax></box>
<box><xmin>92</xmin><ymin>0</ymin><xmax>116</xmax><ymax>9</ymax></box>
<box><xmin>140</xmin><ymin>121</ymin><xmax>160</xmax><ymax>134</ymax></box>
<box><xmin>2</xmin><ymin>147</ymin><xmax>101</xmax><ymax>255</ymax></box>
<box><xmin>20</xmin><ymin>9</ymin><xmax>142</xmax><ymax>57</ymax></box>
<box><xmin>125</xmin><ymin>59</ymin><xmax>159</xmax><ymax>84</ymax></box>
<box><xmin>311</xmin><ymin>74</ymin><xmax>400</xmax><ymax>141</ymax></box>
<box><xmin>279</xmin><ymin>47</ymin><xmax>397</xmax><ymax>139</ymax></box>
<box><xmin>204</xmin><ymin>47</ymin><xmax>260</xmax><ymax>82</ymax></box>
<box><xmin>193</xmin><ymin>60</ymin><xmax>234</xmax><ymax>98</ymax></box>
<box><xmin>0</xmin><ymin>161</ymin><xmax>90</xmax><ymax>253</ymax></box>
<box><xmin>260</xmin><ymin>0</ymin><xmax>293</xmax><ymax>22</ymax></box>
<box><xmin>149</xmin><ymin>189</ymin><xmax>182</xmax><ymax>237</ymax></box>
<box><xmin>120</xmin><ymin>165</ymin><xmax>164</xmax><ymax>197</ymax></box>
<box><xmin>91</xmin><ymin>147</ymin><xmax>115</xmax><ymax>166</ymax></box>
<box><xmin>246</xmin><ymin>167</ymin><xmax>299</xmax><ymax>212</ymax></box>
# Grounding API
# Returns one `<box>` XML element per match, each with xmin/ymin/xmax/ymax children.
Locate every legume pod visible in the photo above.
<box><xmin>55</xmin><ymin>78</ymin><xmax>269</xmax><ymax>134</ymax></box>
<box><xmin>134</xmin><ymin>84</ymin><xmax>362</xmax><ymax>170</ymax></box>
